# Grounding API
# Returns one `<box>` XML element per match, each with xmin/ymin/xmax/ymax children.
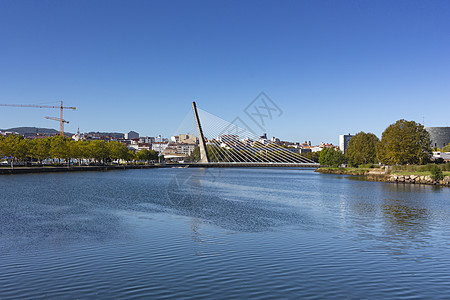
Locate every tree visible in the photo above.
<box><xmin>29</xmin><ymin>138</ymin><xmax>50</xmax><ymax>164</ymax></box>
<box><xmin>302</xmin><ymin>151</ymin><xmax>320</xmax><ymax>163</ymax></box>
<box><xmin>345</xmin><ymin>132</ymin><xmax>379</xmax><ymax>166</ymax></box>
<box><xmin>136</xmin><ymin>149</ymin><xmax>158</xmax><ymax>163</ymax></box>
<box><xmin>0</xmin><ymin>135</ymin><xmax>4</xmax><ymax>157</ymax></box>
<box><xmin>108</xmin><ymin>141</ymin><xmax>129</xmax><ymax>163</ymax></box>
<box><xmin>319</xmin><ymin>147</ymin><xmax>347</xmax><ymax>167</ymax></box>
<box><xmin>186</xmin><ymin>146</ymin><xmax>200</xmax><ymax>162</ymax></box>
<box><xmin>443</xmin><ymin>144</ymin><xmax>450</xmax><ymax>152</ymax></box>
<box><xmin>1</xmin><ymin>135</ymin><xmax>29</xmax><ymax>167</ymax></box>
<box><xmin>87</xmin><ymin>140</ymin><xmax>109</xmax><ymax>163</ymax></box>
<box><xmin>69</xmin><ymin>140</ymin><xmax>83</xmax><ymax>166</ymax></box>
<box><xmin>126</xmin><ymin>150</ymin><xmax>136</xmax><ymax>163</ymax></box>
<box><xmin>376</xmin><ymin>119</ymin><xmax>432</xmax><ymax>165</ymax></box>
<box><xmin>430</xmin><ymin>165</ymin><xmax>444</xmax><ymax>181</ymax></box>
<box><xmin>49</xmin><ymin>136</ymin><xmax>70</xmax><ymax>164</ymax></box>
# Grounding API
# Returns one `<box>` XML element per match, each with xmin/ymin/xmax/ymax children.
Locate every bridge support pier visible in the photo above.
<box><xmin>192</xmin><ymin>101</ymin><xmax>210</xmax><ymax>163</ymax></box>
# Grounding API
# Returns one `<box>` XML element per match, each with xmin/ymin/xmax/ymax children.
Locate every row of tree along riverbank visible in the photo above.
<box><xmin>0</xmin><ymin>135</ymin><xmax>160</xmax><ymax>167</ymax></box>
<box><xmin>0</xmin><ymin>164</ymin><xmax>162</xmax><ymax>175</ymax></box>
<box><xmin>313</xmin><ymin>119</ymin><xmax>449</xmax><ymax>167</ymax></box>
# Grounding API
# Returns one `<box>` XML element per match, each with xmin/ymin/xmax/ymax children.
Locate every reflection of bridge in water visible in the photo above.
<box><xmin>187</xmin><ymin>102</ymin><xmax>319</xmax><ymax>168</ymax></box>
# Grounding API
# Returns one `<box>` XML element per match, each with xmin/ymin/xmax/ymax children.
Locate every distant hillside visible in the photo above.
<box><xmin>1</xmin><ymin>127</ymin><xmax>125</xmax><ymax>139</ymax></box>
<box><xmin>1</xmin><ymin>127</ymin><xmax>73</xmax><ymax>136</ymax></box>
<box><xmin>88</xmin><ymin>132</ymin><xmax>124</xmax><ymax>139</ymax></box>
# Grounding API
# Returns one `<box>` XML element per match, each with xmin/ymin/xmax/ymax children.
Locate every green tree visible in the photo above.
<box><xmin>376</xmin><ymin>119</ymin><xmax>432</xmax><ymax>165</ymax></box>
<box><xmin>108</xmin><ymin>141</ymin><xmax>129</xmax><ymax>163</ymax></box>
<box><xmin>126</xmin><ymin>150</ymin><xmax>136</xmax><ymax>163</ymax></box>
<box><xmin>239</xmin><ymin>149</ymin><xmax>256</xmax><ymax>162</ymax></box>
<box><xmin>29</xmin><ymin>138</ymin><xmax>50</xmax><ymax>164</ymax></box>
<box><xmin>69</xmin><ymin>140</ymin><xmax>83</xmax><ymax>165</ymax></box>
<box><xmin>87</xmin><ymin>140</ymin><xmax>109</xmax><ymax>163</ymax></box>
<box><xmin>49</xmin><ymin>136</ymin><xmax>71</xmax><ymax>165</ymax></box>
<box><xmin>319</xmin><ymin>147</ymin><xmax>347</xmax><ymax>167</ymax></box>
<box><xmin>442</xmin><ymin>144</ymin><xmax>450</xmax><ymax>152</ymax></box>
<box><xmin>136</xmin><ymin>149</ymin><xmax>158</xmax><ymax>163</ymax></box>
<box><xmin>0</xmin><ymin>135</ymin><xmax>4</xmax><ymax>157</ymax></box>
<box><xmin>186</xmin><ymin>146</ymin><xmax>200</xmax><ymax>162</ymax></box>
<box><xmin>345</xmin><ymin>132</ymin><xmax>379</xmax><ymax>166</ymax></box>
<box><xmin>430</xmin><ymin>165</ymin><xmax>444</xmax><ymax>181</ymax></box>
<box><xmin>302</xmin><ymin>151</ymin><xmax>320</xmax><ymax>163</ymax></box>
<box><xmin>1</xmin><ymin>135</ymin><xmax>30</xmax><ymax>167</ymax></box>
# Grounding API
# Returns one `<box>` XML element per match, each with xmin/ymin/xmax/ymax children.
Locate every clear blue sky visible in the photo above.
<box><xmin>1</xmin><ymin>0</ymin><xmax>449</xmax><ymax>144</ymax></box>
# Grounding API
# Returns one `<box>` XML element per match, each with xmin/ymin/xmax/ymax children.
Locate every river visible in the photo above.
<box><xmin>1</xmin><ymin>168</ymin><xmax>449</xmax><ymax>299</ymax></box>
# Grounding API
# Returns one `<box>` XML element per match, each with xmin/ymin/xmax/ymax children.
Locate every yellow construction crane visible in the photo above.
<box><xmin>0</xmin><ymin>101</ymin><xmax>76</xmax><ymax>136</ymax></box>
<box><xmin>45</xmin><ymin>116</ymin><xmax>69</xmax><ymax>134</ymax></box>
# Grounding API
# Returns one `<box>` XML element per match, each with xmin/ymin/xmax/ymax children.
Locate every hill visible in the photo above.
<box><xmin>88</xmin><ymin>131</ymin><xmax>125</xmax><ymax>139</ymax></box>
<box><xmin>0</xmin><ymin>127</ymin><xmax>73</xmax><ymax>136</ymax></box>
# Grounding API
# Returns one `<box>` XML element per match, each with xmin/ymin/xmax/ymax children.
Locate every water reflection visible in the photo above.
<box><xmin>1</xmin><ymin>169</ymin><xmax>450</xmax><ymax>299</ymax></box>
<box><xmin>340</xmin><ymin>180</ymin><xmax>438</xmax><ymax>259</ymax></box>
<box><xmin>166</xmin><ymin>169</ymin><xmax>308</xmax><ymax>232</ymax></box>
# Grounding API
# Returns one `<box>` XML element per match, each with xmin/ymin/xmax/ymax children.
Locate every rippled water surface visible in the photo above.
<box><xmin>1</xmin><ymin>168</ymin><xmax>450</xmax><ymax>299</ymax></box>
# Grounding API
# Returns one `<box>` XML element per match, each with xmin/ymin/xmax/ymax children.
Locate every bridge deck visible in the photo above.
<box><xmin>182</xmin><ymin>162</ymin><xmax>320</xmax><ymax>168</ymax></box>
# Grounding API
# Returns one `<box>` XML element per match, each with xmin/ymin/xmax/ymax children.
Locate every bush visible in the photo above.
<box><xmin>430</xmin><ymin>165</ymin><xmax>444</xmax><ymax>181</ymax></box>
<box><xmin>359</xmin><ymin>164</ymin><xmax>375</xmax><ymax>169</ymax></box>
<box><xmin>443</xmin><ymin>163</ymin><xmax>450</xmax><ymax>171</ymax></box>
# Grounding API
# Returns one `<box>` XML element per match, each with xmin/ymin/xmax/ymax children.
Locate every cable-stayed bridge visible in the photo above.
<box><xmin>177</xmin><ymin>102</ymin><xmax>318</xmax><ymax>168</ymax></box>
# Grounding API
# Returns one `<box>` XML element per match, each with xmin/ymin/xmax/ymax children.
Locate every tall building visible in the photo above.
<box><xmin>339</xmin><ymin>134</ymin><xmax>354</xmax><ymax>154</ymax></box>
<box><xmin>425</xmin><ymin>127</ymin><xmax>450</xmax><ymax>149</ymax></box>
<box><xmin>125</xmin><ymin>131</ymin><xmax>139</xmax><ymax>140</ymax></box>
<box><xmin>178</xmin><ymin>134</ymin><xmax>197</xmax><ymax>144</ymax></box>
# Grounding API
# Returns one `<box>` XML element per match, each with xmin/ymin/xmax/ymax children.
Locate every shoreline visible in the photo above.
<box><xmin>0</xmin><ymin>163</ymin><xmax>317</xmax><ymax>175</ymax></box>
<box><xmin>0</xmin><ymin>165</ymin><xmax>160</xmax><ymax>174</ymax></box>
<box><xmin>316</xmin><ymin>167</ymin><xmax>450</xmax><ymax>187</ymax></box>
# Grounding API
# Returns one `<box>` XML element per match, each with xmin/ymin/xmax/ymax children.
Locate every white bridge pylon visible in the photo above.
<box><xmin>191</xmin><ymin>102</ymin><xmax>317</xmax><ymax>165</ymax></box>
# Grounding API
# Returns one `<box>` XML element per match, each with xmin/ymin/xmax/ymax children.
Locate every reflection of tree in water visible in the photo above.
<box><xmin>378</xmin><ymin>191</ymin><xmax>432</xmax><ymax>258</ymax></box>
<box><xmin>382</xmin><ymin>200</ymin><xmax>430</xmax><ymax>242</ymax></box>
<box><xmin>342</xmin><ymin>182</ymin><xmax>435</xmax><ymax>259</ymax></box>
<box><xmin>166</xmin><ymin>169</ymin><xmax>308</xmax><ymax>233</ymax></box>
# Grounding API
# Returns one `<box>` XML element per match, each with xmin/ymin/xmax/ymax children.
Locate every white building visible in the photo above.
<box><xmin>152</xmin><ymin>141</ymin><xmax>168</xmax><ymax>153</ymax></box>
<box><xmin>177</xmin><ymin>144</ymin><xmax>196</xmax><ymax>155</ymax></box>
<box><xmin>170</xmin><ymin>135</ymin><xmax>180</xmax><ymax>143</ymax></box>
<box><xmin>139</xmin><ymin>136</ymin><xmax>153</xmax><ymax>143</ymax></box>
<box><xmin>218</xmin><ymin>134</ymin><xmax>239</xmax><ymax>144</ymax></box>
<box><xmin>339</xmin><ymin>134</ymin><xmax>354</xmax><ymax>154</ymax></box>
<box><xmin>432</xmin><ymin>151</ymin><xmax>450</xmax><ymax>162</ymax></box>
<box><xmin>258</xmin><ymin>133</ymin><xmax>270</xmax><ymax>145</ymax></box>
<box><xmin>179</xmin><ymin>134</ymin><xmax>197</xmax><ymax>144</ymax></box>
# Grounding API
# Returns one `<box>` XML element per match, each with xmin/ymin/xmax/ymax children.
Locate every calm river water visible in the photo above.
<box><xmin>1</xmin><ymin>168</ymin><xmax>449</xmax><ymax>299</ymax></box>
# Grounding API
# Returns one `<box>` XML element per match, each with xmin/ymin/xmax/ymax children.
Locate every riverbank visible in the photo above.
<box><xmin>0</xmin><ymin>165</ymin><xmax>160</xmax><ymax>174</ymax></box>
<box><xmin>316</xmin><ymin>167</ymin><xmax>450</xmax><ymax>187</ymax></box>
<box><xmin>0</xmin><ymin>162</ymin><xmax>319</xmax><ymax>174</ymax></box>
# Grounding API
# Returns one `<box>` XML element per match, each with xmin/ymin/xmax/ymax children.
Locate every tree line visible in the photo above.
<box><xmin>0</xmin><ymin>135</ymin><xmax>159</xmax><ymax>167</ymax></box>
<box><xmin>319</xmin><ymin>119</ymin><xmax>436</xmax><ymax>167</ymax></box>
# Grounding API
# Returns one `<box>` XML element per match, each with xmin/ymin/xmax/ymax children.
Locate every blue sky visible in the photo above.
<box><xmin>0</xmin><ymin>0</ymin><xmax>449</xmax><ymax>144</ymax></box>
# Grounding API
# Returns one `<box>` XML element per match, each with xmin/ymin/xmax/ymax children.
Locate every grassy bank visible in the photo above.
<box><xmin>315</xmin><ymin>167</ymin><xmax>372</xmax><ymax>175</ymax></box>
<box><xmin>317</xmin><ymin>163</ymin><xmax>450</xmax><ymax>176</ymax></box>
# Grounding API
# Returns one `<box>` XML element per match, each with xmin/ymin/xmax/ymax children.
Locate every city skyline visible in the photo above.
<box><xmin>1</xmin><ymin>1</ymin><xmax>449</xmax><ymax>145</ymax></box>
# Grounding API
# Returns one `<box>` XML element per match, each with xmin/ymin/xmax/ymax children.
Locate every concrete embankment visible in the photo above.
<box><xmin>382</xmin><ymin>174</ymin><xmax>450</xmax><ymax>186</ymax></box>
<box><xmin>0</xmin><ymin>165</ymin><xmax>159</xmax><ymax>175</ymax></box>
<box><xmin>316</xmin><ymin>168</ymin><xmax>450</xmax><ymax>187</ymax></box>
